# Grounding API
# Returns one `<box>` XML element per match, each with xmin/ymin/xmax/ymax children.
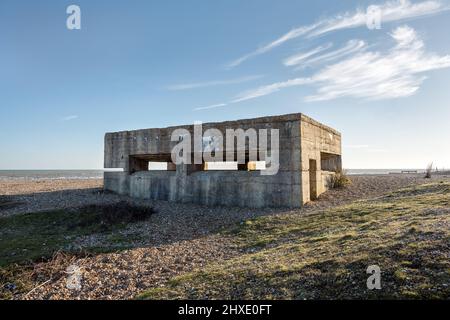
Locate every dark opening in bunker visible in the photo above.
<box><xmin>129</xmin><ymin>154</ymin><xmax>176</xmax><ymax>174</ymax></box>
<box><xmin>320</xmin><ymin>152</ymin><xmax>342</xmax><ymax>172</ymax></box>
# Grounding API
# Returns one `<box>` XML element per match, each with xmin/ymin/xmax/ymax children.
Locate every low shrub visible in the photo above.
<box><xmin>329</xmin><ymin>170</ymin><xmax>352</xmax><ymax>189</ymax></box>
<box><xmin>70</xmin><ymin>201</ymin><xmax>157</xmax><ymax>231</ymax></box>
<box><xmin>424</xmin><ymin>162</ymin><xmax>433</xmax><ymax>179</ymax></box>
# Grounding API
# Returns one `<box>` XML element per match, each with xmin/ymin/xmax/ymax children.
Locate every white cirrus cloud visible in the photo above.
<box><xmin>295</xmin><ymin>40</ymin><xmax>367</xmax><ymax>69</ymax></box>
<box><xmin>308</xmin><ymin>0</ymin><xmax>447</xmax><ymax>37</ymax></box>
<box><xmin>304</xmin><ymin>25</ymin><xmax>450</xmax><ymax>101</ymax></box>
<box><xmin>194</xmin><ymin>103</ymin><xmax>227</xmax><ymax>111</ymax></box>
<box><xmin>231</xmin><ymin>78</ymin><xmax>313</xmax><ymax>103</ymax></box>
<box><xmin>228</xmin><ymin>0</ymin><xmax>449</xmax><ymax>67</ymax></box>
<box><xmin>167</xmin><ymin>75</ymin><xmax>263</xmax><ymax>91</ymax></box>
<box><xmin>207</xmin><ymin>25</ymin><xmax>450</xmax><ymax>108</ymax></box>
<box><xmin>227</xmin><ymin>24</ymin><xmax>320</xmax><ymax>68</ymax></box>
<box><xmin>62</xmin><ymin>115</ymin><xmax>79</xmax><ymax>121</ymax></box>
<box><xmin>283</xmin><ymin>43</ymin><xmax>333</xmax><ymax>67</ymax></box>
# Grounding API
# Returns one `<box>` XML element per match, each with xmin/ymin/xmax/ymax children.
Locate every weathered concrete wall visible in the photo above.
<box><xmin>299</xmin><ymin>114</ymin><xmax>342</xmax><ymax>204</ymax></box>
<box><xmin>104</xmin><ymin>113</ymin><xmax>341</xmax><ymax>208</ymax></box>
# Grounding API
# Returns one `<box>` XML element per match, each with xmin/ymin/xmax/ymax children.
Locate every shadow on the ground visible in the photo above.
<box><xmin>0</xmin><ymin>187</ymin><xmax>292</xmax><ymax>268</ymax></box>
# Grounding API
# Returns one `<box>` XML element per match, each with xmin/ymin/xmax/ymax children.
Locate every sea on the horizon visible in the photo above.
<box><xmin>0</xmin><ymin>170</ymin><xmax>105</xmax><ymax>181</ymax></box>
<box><xmin>0</xmin><ymin>169</ymin><xmax>428</xmax><ymax>181</ymax></box>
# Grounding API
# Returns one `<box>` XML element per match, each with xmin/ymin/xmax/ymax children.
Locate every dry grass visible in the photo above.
<box><xmin>0</xmin><ymin>202</ymin><xmax>156</xmax><ymax>298</ymax></box>
<box><xmin>1</xmin><ymin>251</ymin><xmax>82</xmax><ymax>300</ymax></box>
<box><xmin>329</xmin><ymin>170</ymin><xmax>352</xmax><ymax>189</ymax></box>
<box><xmin>425</xmin><ymin>162</ymin><xmax>434</xmax><ymax>179</ymax></box>
<box><xmin>139</xmin><ymin>182</ymin><xmax>450</xmax><ymax>300</ymax></box>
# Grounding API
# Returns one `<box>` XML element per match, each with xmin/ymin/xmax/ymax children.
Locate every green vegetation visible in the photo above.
<box><xmin>139</xmin><ymin>182</ymin><xmax>450</xmax><ymax>299</ymax></box>
<box><xmin>0</xmin><ymin>202</ymin><xmax>155</xmax><ymax>267</ymax></box>
<box><xmin>0</xmin><ymin>202</ymin><xmax>155</xmax><ymax>298</ymax></box>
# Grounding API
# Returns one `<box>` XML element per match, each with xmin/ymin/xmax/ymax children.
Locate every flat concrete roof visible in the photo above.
<box><xmin>106</xmin><ymin>113</ymin><xmax>341</xmax><ymax>137</ymax></box>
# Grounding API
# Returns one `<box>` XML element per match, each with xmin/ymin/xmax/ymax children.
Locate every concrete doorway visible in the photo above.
<box><xmin>309</xmin><ymin>159</ymin><xmax>318</xmax><ymax>201</ymax></box>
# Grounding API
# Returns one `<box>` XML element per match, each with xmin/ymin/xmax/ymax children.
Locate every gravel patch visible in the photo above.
<box><xmin>303</xmin><ymin>174</ymin><xmax>448</xmax><ymax>211</ymax></box>
<box><xmin>23</xmin><ymin>235</ymin><xmax>238</xmax><ymax>300</ymax></box>
<box><xmin>0</xmin><ymin>179</ymin><xmax>104</xmax><ymax>217</ymax></box>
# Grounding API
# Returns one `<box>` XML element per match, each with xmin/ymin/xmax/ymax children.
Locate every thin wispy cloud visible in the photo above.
<box><xmin>232</xmin><ymin>78</ymin><xmax>313</xmax><ymax>103</ymax></box>
<box><xmin>62</xmin><ymin>115</ymin><xmax>79</xmax><ymax>121</ymax></box>
<box><xmin>227</xmin><ymin>24</ymin><xmax>320</xmax><ymax>68</ymax></box>
<box><xmin>293</xmin><ymin>40</ymin><xmax>367</xmax><ymax>69</ymax></box>
<box><xmin>283</xmin><ymin>43</ymin><xmax>333</xmax><ymax>67</ymax></box>
<box><xmin>309</xmin><ymin>0</ymin><xmax>446</xmax><ymax>37</ymax></box>
<box><xmin>199</xmin><ymin>25</ymin><xmax>450</xmax><ymax>109</ymax></box>
<box><xmin>194</xmin><ymin>103</ymin><xmax>227</xmax><ymax>111</ymax></box>
<box><xmin>304</xmin><ymin>25</ymin><xmax>450</xmax><ymax>101</ymax></box>
<box><xmin>194</xmin><ymin>78</ymin><xmax>313</xmax><ymax>109</ymax></box>
<box><xmin>167</xmin><ymin>75</ymin><xmax>263</xmax><ymax>91</ymax></box>
<box><xmin>228</xmin><ymin>0</ymin><xmax>448</xmax><ymax>67</ymax></box>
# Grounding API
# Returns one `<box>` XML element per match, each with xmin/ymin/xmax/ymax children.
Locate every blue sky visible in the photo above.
<box><xmin>1</xmin><ymin>0</ymin><xmax>450</xmax><ymax>169</ymax></box>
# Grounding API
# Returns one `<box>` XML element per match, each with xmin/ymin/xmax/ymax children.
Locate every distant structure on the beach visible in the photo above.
<box><xmin>104</xmin><ymin>113</ymin><xmax>342</xmax><ymax>207</ymax></box>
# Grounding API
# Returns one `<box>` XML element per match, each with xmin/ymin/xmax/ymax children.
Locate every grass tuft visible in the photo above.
<box><xmin>425</xmin><ymin>162</ymin><xmax>433</xmax><ymax>179</ymax></box>
<box><xmin>329</xmin><ymin>170</ymin><xmax>352</xmax><ymax>189</ymax></box>
<box><xmin>68</xmin><ymin>201</ymin><xmax>156</xmax><ymax>231</ymax></box>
